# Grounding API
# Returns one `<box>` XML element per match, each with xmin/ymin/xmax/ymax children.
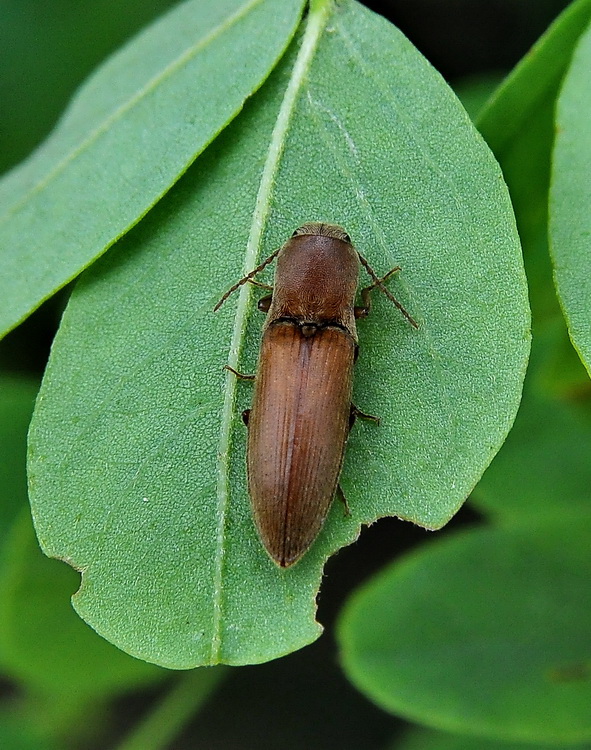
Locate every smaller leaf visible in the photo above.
<box><xmin>0</xmin><ymin>511</ymin><xmax>166</xmax><ymax>697</ymax></box>
<box><xmin>394</xmin><ymin>727</ymin><xmax>591</xmax><ymax>750</ymax></box>
<box><xmin>0</xmin><ymin>374</ymin><xmax>39</xmax><ymax>540</ymax></box>
<box><xmin>0</xmin><ymin>0</ymin><xmax>178</xmax><ymax>174</ymax></box>
<box><xmin>0</xmin><ymin>0</ymin><xmax>305</xmax><ymax>339</ymax></box>
<box><xmin>339</xmin><ymin>520</ymin><xmax>591</xmax><ymax>744</ymax></box>
<box><xmin>550</xmin><ymin>18</ymin><xmax>591</xmax><ymax>375</ymax></box>
<box><xmin>478</xmin><ymin>0</ymin><xmax>591</xmax><ymax>154</ymax></box>
<box><xmin>471</xmin><ymin>319</ymin><xmax>591</xmax><ymax>522</ymax></box>
<box><xmin>476</xmin><ymin>0</ymin><xmax>591</xmax><ymax>325</ymax></box>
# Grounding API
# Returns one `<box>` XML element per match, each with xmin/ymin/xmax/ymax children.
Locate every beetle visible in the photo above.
<box><xmin>215</xmin><ymin>222</ymin><xmax>417</xmax><ymax>567</ymax></box>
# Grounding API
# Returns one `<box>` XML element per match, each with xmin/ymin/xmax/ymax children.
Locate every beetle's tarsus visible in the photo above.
<box><xmin>350</xmin><ymin>403</ymin><xmax>380</xmax><ymax>428</ymax></box>
<box><xmin>336</xmin><ymin>485</ymin><xmax>351</xmax><ymax>516</ymax></box>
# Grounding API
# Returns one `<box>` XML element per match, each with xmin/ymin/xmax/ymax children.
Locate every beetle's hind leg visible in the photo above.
<box><xmin>336</xmin><ymin>485</ymin><xmax>351</xmax><ymax>517</ymax></box>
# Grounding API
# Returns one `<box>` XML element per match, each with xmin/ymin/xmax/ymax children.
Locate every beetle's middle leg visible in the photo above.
<box><xmin>224</xmin><ymin>364</ymin><xmax>255</xmax><ymax>381</ymax></box>
<box><xmin>349</xmin><ymin>403</ymin><xmax>380</xmax><ymax>429</ymax></box>
<box><xmin>257</xmin><ymin>294</ymin><xmax>272</xmax><ymax>313</ymax></box>
<box><xmin>223</xmin><ymin>366</ymin><xmax>254</xmax><ymax>425</ymax></box>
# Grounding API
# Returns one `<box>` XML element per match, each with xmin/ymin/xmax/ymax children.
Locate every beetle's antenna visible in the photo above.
<box><xmin>357</xmin><ymin>252</ymin><xmax>419</xmax><ymax>329</ymax></box>
<box><xmin>214</xmin><ymin>247</ymin><xmax>281</xmax><ymax>312</ymax></box>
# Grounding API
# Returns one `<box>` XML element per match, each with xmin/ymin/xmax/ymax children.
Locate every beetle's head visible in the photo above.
<box><xmin>291</xmin><ymin>222</ymin><xmax>351</xmax><ymax>244</ymax></box>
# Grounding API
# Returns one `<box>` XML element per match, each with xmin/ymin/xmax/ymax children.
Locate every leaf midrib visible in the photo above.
<box><xmin>211</xmin><ymin>0</ymin><xmax>333</xmax><ymax>664</ymax></box>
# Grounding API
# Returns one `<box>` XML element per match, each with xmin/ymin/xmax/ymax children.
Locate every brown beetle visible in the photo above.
<box><xmin>215</xmin><ymin>223</ymin><xmax>417</xmax><ymax>567</ymax></box>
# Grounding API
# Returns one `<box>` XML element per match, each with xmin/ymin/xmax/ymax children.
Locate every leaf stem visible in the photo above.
<box><xmin>115</xmin><ymin>667</ymin><xmax>228</xmax><ymax>750</ymax></box>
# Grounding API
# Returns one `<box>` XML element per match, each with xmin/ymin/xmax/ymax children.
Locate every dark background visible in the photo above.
<box><xmin>0</xmin><ymin>1</ymin><xmax>571</xmax><ymax>748</ymax></box>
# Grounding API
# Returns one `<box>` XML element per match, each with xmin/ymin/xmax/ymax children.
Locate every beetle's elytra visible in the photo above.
<box><xmin>215</xmin><ymin>223</ymin><xmax>417</xmax><ymax>567</ymax></box>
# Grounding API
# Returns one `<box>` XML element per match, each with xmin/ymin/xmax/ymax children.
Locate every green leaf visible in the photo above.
<box><xmin>477</xmin><ymin>0</ymin><xmax>591</xmax><ymax>324</ymax></box>
<box><xmin>0</xmin><ymin>0</ymin><xmax>179</xmax><ymax>174</ymax></box>
<box><xmin>0</xmin><ymin>511</ymin><xmax>166</xmax><ymax>696</ymax></box>
<box><xmin>115</xmin><ymin>667</ymin><xmax>228</xmax><ymax>750</ymax></box>
<box><xmin>0</xmin><ymin>0</ymin><xmax>305</xmax><ymax>339</ymax></box>
<box><xmin>550</xmin><ymin>19</ymin><xmax>591</xmax><ymax>376</ymax></box>
<box><xmin>394</xmin><ymin>727</ymin><xmax>591</xmax><ymax>750</ymax></box>
<box><xmin>471</xmin><ymin>319</ymin><xmax>591</xmax><ymax>522</ymax></box>
<box><xmin>453</xmin><ymin>74</ymin><xmax>504</xmax><ymax>123</ymax></box>
<box><xmin>29</xmin><ymin>0</ymin><xmax>529</xmax><ymax>667</ymax></box>
<box><xmin>0</xmin><ymin>713</ymin><xmax>57</xmax><ymax>750</ymax></box>
<box><xmin>339</xmin><ymin>521</ymin><xmax>591</xmax><ymax>744</ymax></box>
<box><xmin>469</xmin><ymin>1</ymin><xmax>591</xmax><ymax>522</ymax></box>
<box><xmin>478</xmin><ymin>0</ymin><xmax>591</xmax><ymax>156</ymax></box>
<box><xmin>0</xmin><ymin>375</ymin><xmax>39</xmax><ymax>541</ymax></box>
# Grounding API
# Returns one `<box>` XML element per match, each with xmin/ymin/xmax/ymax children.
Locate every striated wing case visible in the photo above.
<box><xmin>247</xmin><ymin>321</ymin><xmax>355</xmax><ymax>566</ymax></box>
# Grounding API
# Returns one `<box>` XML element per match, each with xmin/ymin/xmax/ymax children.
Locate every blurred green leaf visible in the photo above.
<box><xmin>0</xmin><ymin>511</ymin><xmax>166</xmax><ymax>697</ymax></box>
<box><xmin>28</xmin><ymin>0</ymin><xmax>528</xmax><ymax>668</ymax></box>
<box><xmin>471</xmin><ymin>319</ymin><xmax>591</xmax><ymax>521</ymax></box>
<box><xmin>550</xmin><ymin>19</ymin><xmax>591</xmax><ymax>375</ymax></box>
<box><xmin>477</xmin><ymin>0</ymin><xmax>591</xmax><ymax>322</ymax></box>
<box><xmin>393</xmin><ymin>726</ymin><xmax>591</xmax><ymax>750</ymax></box>
<box><xmin>0</xmin><ymin>375</ymin><xmax>39</xmax><ymax>540</ymax></box>
<box><xmin>469</xmin><ymin>0</ymin><xmax>591</xmax><ymax>521</ymax></box>
<box><xmin>0</xmin><ymin>712</ymin><xmax>57</xmax><ymax>750</ymax></box>
<box><xmin>478</xmin><ymin>0</ymin><xmax>591</xmax><ymax>156</ymax></box>
<box><xmin>0</xmin><ymin>0</ymin><xmax>179</xmax><ymax>174</ymax></box>
<box><xmin>115</xmin><ymin>667</ymin><xmax>228</xmax><ymax>750</ymax></box>
<box><xmin>339</xmin><ymin>521</ymin><xmax>591</xmax><ymax>744</ymax></box>
<box><xmin>453</xmin><ymin>74</ymin><xmax>505</xmax><ymax>122</ymax></box>
<box><xmin>0</xmin><ymin>0</ymin><xmax>305</xmax><ymax>339</ymax></box>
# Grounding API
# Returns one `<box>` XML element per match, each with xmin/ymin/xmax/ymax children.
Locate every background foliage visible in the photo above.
<box><xmin>0</xmin><ymin>0</ymin><xmax>589</xmax><ymax>748</ymax></box>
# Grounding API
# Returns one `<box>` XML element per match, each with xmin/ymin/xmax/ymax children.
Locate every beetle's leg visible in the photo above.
<box><xmin>242</xmin><ymin>409</ymin><xmax>251</xmax><ymax>426</ymax></box>
<box><xmin>224</xmin><ymin>364</ymin><xmax>255</xmax><ymax>381</ymax></box>
<box><xmin>355</xmin><ymin>266</ymin><xmax>401</xmax><ymax>318</ymax></box>
<box><xmin>336</xmin><ymin>485</ymin><xmax>351</xmax><ymax>517</ymax></box>
<box><xmin>248</xmin><ymin>279</ymin><xmax>273</xmax><ymax>291</ymax></box>
<box><xmin>350</xmin><ymin>403</ymin><xmax>380</xmax><ymax>429</ymax></box>
<box><xmin>257</xmin><ymin>294</ymin><xmax>273</xmax><ymax>313</ymax></box>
